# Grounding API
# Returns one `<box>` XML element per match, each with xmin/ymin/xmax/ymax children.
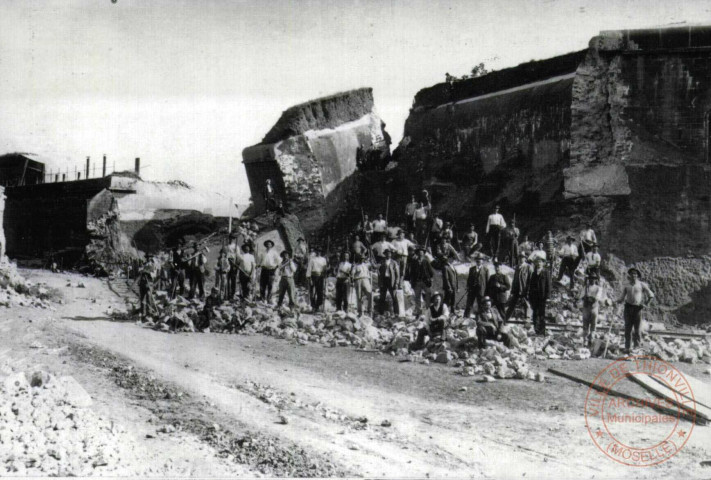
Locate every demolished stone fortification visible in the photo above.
<box><xmin>242</xmin><ymin>88</ymin><xmax>391</xmax><ymax>234</ymax></box>
<box><xmin>317</xmin><ymin>26</ymin><xmax>711</xmax><ymax>325</ymax></box>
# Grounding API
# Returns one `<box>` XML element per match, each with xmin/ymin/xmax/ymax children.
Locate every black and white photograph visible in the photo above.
<box><xmin>2</xmin><ymin>0</ymin><xmax>711</xmax><ymax>477</ymax></box>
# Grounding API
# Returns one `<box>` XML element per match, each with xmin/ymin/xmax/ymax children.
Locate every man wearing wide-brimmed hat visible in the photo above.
<box><xmin>258</xmin><ymin>239</ymin><xmax>280</xmax><ymax>303</ymax></box>
<box><xmin>276</xmin><ymin>250</ymin><xmax>298</xmax><ymax>309</ymax></box>
<box><xmin>617</xmin><ymin>267</ymin><xmax>655</xmax><ymax>353</ymax></box>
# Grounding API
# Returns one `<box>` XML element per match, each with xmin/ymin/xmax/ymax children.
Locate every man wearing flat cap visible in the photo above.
<box><xmin>617</xmin><ymin>267</ymin><xmax>654</xmax><ymax>354</ymax></box>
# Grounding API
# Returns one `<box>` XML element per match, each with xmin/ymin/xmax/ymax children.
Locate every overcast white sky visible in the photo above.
<box><xmin>1</xmin><ymin>0</ymin><xmax>710</xmax><ymax>202</ymax></box>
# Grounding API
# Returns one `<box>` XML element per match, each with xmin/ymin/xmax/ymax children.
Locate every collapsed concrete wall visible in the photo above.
<box><xmin>242</xmin><ymin>88</ymin><xmax>390</xmax><ymax>233</ymax></box>
<box><xmin>389</xmin><ymin>26</ymin><xmax>711</xmax><ymax>325</ymax></box>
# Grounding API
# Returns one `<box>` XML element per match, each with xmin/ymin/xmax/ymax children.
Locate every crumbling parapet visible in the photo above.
<box><xmin>243</xmin><ymin>88</ymin><xmax>390</xmax><ymax>234</ymax></box>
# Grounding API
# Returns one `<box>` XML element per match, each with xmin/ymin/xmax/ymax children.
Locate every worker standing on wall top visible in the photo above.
<box><xmin>617</xmin><ymin>267</ymin><xmax>655</xmax><ymax>354</ymax></box>
<box><xmin>485</xmin><ymin>205</ymin><xmax>506</xmax><ymax>258</ymax></box>
<box><xmin>263</xmin><ymin>178</ymin><xmax>278</xmax><ymax>212</ymax></box>
<box><xmin>307</xmin><ymin>246</ymin><xmax>328</xmax><ymax>312</ymax></box>
<box><xmin>258</xmin><ymin>239</ymin><xmax>280</xmax><ymax>304</ymax></box>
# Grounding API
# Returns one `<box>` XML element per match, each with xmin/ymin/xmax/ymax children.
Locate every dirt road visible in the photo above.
<box><xmin>8</xmin><ymin>268</ymin><xmax>711</xmax><ymax>478</ymax></box>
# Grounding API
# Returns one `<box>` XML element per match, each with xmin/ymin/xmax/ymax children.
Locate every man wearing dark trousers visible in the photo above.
<box><xmin>486</xmin><ymin>261</ymin><xmax>511</xmax><ymax>318</ymax></box>
<box><xmin>617</xmin><ymin>267</ymin><xmax>654</xmax><ymax>354</ymax></box>
<box><xmin>476</xmin><ymin>296</ymin><xmax>514</xmax><ymax>349</ymax></box>
<box><xmin>528</xmin><ymin>257</ymin><xmax>552</xmax><ymax>335</ymax></box>
<box><xmin>505</xmin><ymin>253</ymin><xmax>532</xmax><ymax>321</ymax></box>
<box><xmin>378</xmin><ymin>249</ymin><xmax>400</xmax><ymax>315</ymax></box>
<box><xmin>307</xmin><ymin>246</ymin><xmax>328</xmax><ymax>312</ymax></box>
<box><xmin>258</xmin><ymin>240</ymin><xmax>280</xmax><ymax>303</ymax></box>
<box><xmin>464</xmin><ymin>254</ymin><xmax>488</xmax><ymax>318</ymax></box>
<box><xmin>440</xmin><ymin>255</ymin><xmax>458</xmax><ymax>310</ymax></box>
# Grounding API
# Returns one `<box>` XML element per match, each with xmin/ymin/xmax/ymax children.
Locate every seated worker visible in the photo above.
<box><xmin>196</xmin><ymin>287</ymin><xmax>222</xmax><ymax>332</ymax></box>
<box><xmin>476</xmin><ymin>296</ymin><xmax>513</xmax><ymax>349</ymax></box>
<box><xmin>410</xmin><ymin>292</ymin><xmax>450</xmax><ymax>351</ymax></box>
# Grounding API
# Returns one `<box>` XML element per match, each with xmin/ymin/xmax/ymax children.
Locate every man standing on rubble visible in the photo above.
<box><xmin>189</xmin><ymin>242</ymin><xmax>207</xmax><ymax>300</ymax></box>
<box><xmin>226</xmin><ymin>235</ymin><xmax>239</xmax><ymax>299</ymax></box>
<box><xmin>236</xmin><ymin>243</ymin><xmax>255</xmax><ymax>300</ymax></box>
<box><xmin>544</xmin><ymin>231</ymin><xmax>557</xmax><ymax>271</ymax></box>
<box><xmin>293</xmin><ymin>237</ymin><xmax>309</xmax><ymax>288</ymax></box>
<box><xmin>413</xmin><ymin>202</ymin><xmax>429</xmax><ymax>245</ymax></box>
<box><xmin>352</xmin><ymin>254</ymin><xmax>372</xmax><ymax>316</ymax></box>
<box><xmin>486</xmin><ymin>261</ymin><xmax>511</xmax><ymax>317</ymax></box>
<box><xmin>409</xmin><ymin>246</ymin><xmax>434</xmax><ymax>316</ymax></box>
<box><xmin>371</xmin><ymin>236</ymin><xmax>394</xmax><ymax>265</ymax></box>
<box><xmin>464</xmin><ymin>253</ymin><xmax>488</xmax><ymax>319</ymax></box>
<box><xmin>617</xmin><ymin>267</ymin><xmax>655</xmax><ymax>354</ymax></box>
<box><xmin>578</xmin><ymin>272</ymin><xmax>605</xmax><ymax>348</ymax></box>
<box><xmin>391</xmin><ymin>229</ymin><xmax>414</xmax><ymax>288</ymax></box>
<box><xmin>505</xmin><ymin>252</ymin><xmax>532</xmax><ymax>322</ymax></box>
<box><xmin>215</xmin><ymin>248</ymin><xmax>230</xmax><ymax>300</ymax></box>
<box><xmin>557</xmin><ymin>236</ymin><xmax>579</xmax><ymax>289</ymax></box>
<box><xmin>528</xmin><ymin>257</ymin><xmax>552</xmax><ymax>336</ymax></box>
<box><xmin>335</xmin><ymin>251</ymin><xmax>353</xmax><ymax>312</ymax></box>
<box><xmin>585</xmin><ymin>243</ymin><xmax>602</xmax><ymax>278</ymax></box>
<box><xmin>170</xmin><ymin>243</ymin><xmax>186</xmax><ymax>298</ymax></box>
<box><xmin>373</xmin><ymin>213</ymin><xmax>388</xmax><ymax>241</ymax></box>
<box><xmin>518</xmin><ymin>234</ymin><xmax>534</xmax><ymax>259</ymax></box>
<box><xmin>485</xmin><ymin>205</ymin><xmax>506</xmax><ymax>257</ymax></box>
<box><xmin>351</xmin><ymin>234</ymin><xmax>367</xmax><ymax>259</ymax></box>
<box><xmin>138</xmin><ymin>254</ymin><xmax>157</xmax><ymax>320</ymax></box>
<box><xmin>502</xmin><ymin>218</ymin><xmax>520</xmax><ymax>266</ymax></box>
<box><xmin>440</xmin><ymin>255</ymin><xmax>458</xmax><ymax>310</ymax></box>
<box><xmin>378</xmin><ymin>248</ymin><xmax>400</xmax><ymax>316</ymax></box>
<box><xmin>258</xmin><ymin>239</ymin><xmax>280</xmax><ymax>304</ymax></box>
<box><xmin>359</xmin><ymin>214</ymin><xmax>374</xmax><ymax>246</ymax></box>
<box><xmin>307</xmin><ymin>246</ymin><xmax>328</xmax><ymax>312</ymax></box>
<box><xmin>276</xmin><ymin>251</ymin><xmax>298</xmax><ymax>309</ymax></box>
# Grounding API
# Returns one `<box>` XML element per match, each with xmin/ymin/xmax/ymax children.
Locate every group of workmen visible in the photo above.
<box><xmin>135</xmin><ymin>190</ymin><xmax>654</xmax><ymax>355</ymax></box>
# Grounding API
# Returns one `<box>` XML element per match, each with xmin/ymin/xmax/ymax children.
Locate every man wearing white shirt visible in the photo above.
<box><xmin>557</xmin><ymin>236</ymin><xmax>579</xmax><ymax>288</ymax></box>
<box><xmin>391</xmin><ymin>230</ymin><xmax>414</xmax><ymax>287</ymax></box>
<box><xmin>335</xmin><ymin>252</ymin><xmax>353</xmax><ymax>312</ymax></box>
<box><xmin>485</xmin><ymin>205</ymin><xmax>506</xmax><ymax>257</ymax></box>
<box><xmin>276</xmin><ymin>251</ymin><xmax>298</xmax><ymax>309</ymax></box>
<box><xmin>372</xmin><ymin>214</ymin><xmax>388</xmax><ymax>241</ymax></box>
<box><xmin>585</xmin><ymin>243</ymin><xmax>602</xmax><ymax>278</ymax></box>
<box><xmin>413</xmin><ymin>202</ymin><xmax>429</xmax><ymax>244</ymax></box>
<box><xmin>258</xmin><ymin>240</ymin><xmax>281</xmax><ymax>303</ymax></box>
<box><xmin>371</xmin><ymin>238</ymin><xmax>395</xmax><ymax>264</ymax></box>
<box><xmin>237</xmin><ymin>243</ymin><xmax>255</xmax><ymax>300</ymax></box>
<box><xmin>307</xmin><ymin>247</ymin><xmax>329</xmax><ymax>312</ymax></box>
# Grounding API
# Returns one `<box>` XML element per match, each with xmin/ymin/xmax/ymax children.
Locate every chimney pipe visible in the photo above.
<box><xmin>62</xmin><ymin>173</ymin><xmax>66</xmax><ymax>182</ymax></box>
<box><xmin>135</xmin><ymin>157</ymin><xmax>140</xmax><ymax>175</ymax></box>
<box><xmin>86</xmin><ymin>156</ymin><xmax>90</xmax><ymax>179</ymax></box>
<box><xmin>102</xmin><ymin>155</ymin><xmax>107</xmax><ymax>177</ymax></box>
<box><xmin>55</xmin><ymin>174</ymin><xmax>59</xmax><ymax>183</ymax></box>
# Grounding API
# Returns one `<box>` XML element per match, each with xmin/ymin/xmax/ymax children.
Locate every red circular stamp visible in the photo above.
<box><xmin>584</xmin><ymin>355</ymin><xmax>696</xmax><ymax>467</ymax></box>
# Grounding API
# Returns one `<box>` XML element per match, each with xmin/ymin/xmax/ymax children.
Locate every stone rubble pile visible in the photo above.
<box><xmin>0</xmin><ymin>370</ymin><xmax>131</xmax><ymax>476</ymax></box>
<box><xmin>0</xmin><ymin>258</ymin><xmax>54</xmax><ymax>310</ymax></box>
